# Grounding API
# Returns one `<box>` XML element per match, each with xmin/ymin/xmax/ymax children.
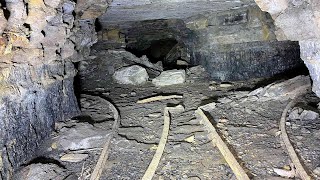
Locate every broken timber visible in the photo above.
<box><xmin>280</xmin><ymin>99</ymin><xmax>312</xmax><ymax>180</ymax></box>
<box><xmin>137</xmin><ymin>95</ymin><xmax>183</xmax><ymax>104</ymax></box>
<box><xmin>142</xmin><ymin>105</ymin><xmax>184</xmax><ymax>180</ymax></box>
<box><xmin>196</xmin><ymin>107</ymin><xmax>250</xmax><ymax>180</ymax></box>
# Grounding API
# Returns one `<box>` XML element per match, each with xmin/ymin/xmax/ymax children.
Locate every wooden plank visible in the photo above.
<box><xmin>196</xmin><ymin>108</ymin><xmax>250</xmax><ymax>180</ymax></box>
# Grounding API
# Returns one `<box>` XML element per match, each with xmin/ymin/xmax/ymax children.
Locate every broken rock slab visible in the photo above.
<box><xmin>152</xmin><ymin>69</ymin><xmax>186</xmax><ymax>87</ymax></box>
<box><xmin>80</xmin><ymin>94</ymin><xmax>115</xmax><ymax>122</ymax></box>
<box><xmin>113</xmin><ymin>65</ymin><xmax>149</xmax><ymax>85</ymax></box>
<box><xmin>247</xmin><ymin>75</ymin><xmax>311</xmax><ymax>101</ymax></box>
<box><xmin>55</xmin><ymin>123</ymin><xmax>111</xmax><ymax>151</ymax></box>
<box><xmin>14</xmin><ymin>163</ymin><xmax>72</xmax><ymax>180</ymax></box>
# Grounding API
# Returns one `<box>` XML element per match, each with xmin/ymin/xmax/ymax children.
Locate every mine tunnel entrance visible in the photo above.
<box><xmin>126</xmin><ymin>38</ymin><xmax>191</xmax><ymax>70</ymax></box>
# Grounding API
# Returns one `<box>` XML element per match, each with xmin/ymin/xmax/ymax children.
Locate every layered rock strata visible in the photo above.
<box><xmin>0</xmin><ymin>0</ymin><xmax>109</xmax><ymax>178</ymax></box>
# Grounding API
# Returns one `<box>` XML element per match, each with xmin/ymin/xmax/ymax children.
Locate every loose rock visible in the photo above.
<box><xmin>56</xmin><ymin>123</ymin><xmax>111</xmax><ymax>150</ymax></box>
<box><xmin>113</xmin><ymin>65</ymin><xmax>149</xmax><ymax>85</ymax></box>
<box><xmin>80</xmin><ymin>94</ymin><xmax>115</xmax><ymax>122</ymax></box>
<box><xmin>247</xmin><ymin>76</ymin><xmax>311</xmax><ymax>101</ymax></box>
<box><xmin>299</xmin><ymin>110</ymin><xmax>319</xmax><ymax>120</ymax></box>
<box><xmin>14</xmin><ymin>163</ymin><xmax>71</xmax><ymax>180</ymax></box>
<box><xmin>152</xmin><ymin>69</ymin><xmax>186</xmax><ymax>87</ymax></box>
<box><xmin>288</xmin><ymin>108</ymin><xmax>302</xmax><ymax>120</ymax></box>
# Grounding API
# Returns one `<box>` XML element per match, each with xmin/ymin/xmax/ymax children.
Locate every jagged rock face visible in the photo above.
<box><xmin>0</xmin><ymin>0</ymin><xmax>109</xmax><ymax>178</ymax></box>
<box><xmin>254</xmin><ymin>0</ymin><xmax>320</xmax><ymax>97</ymax></box>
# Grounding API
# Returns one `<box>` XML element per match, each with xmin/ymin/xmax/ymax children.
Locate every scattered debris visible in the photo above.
<box><xmin>273</xmin><ymin>167</ymin><xmax>296</xmax><ymax>178</ymax></box>
<box><xmin>196</xmin><ymin>106</ymin><xmax>250</xmax><ymax>180</ymax></box>
<box><xmin>152</xmin><ymin>70</ymin><xmax>186</xmax><ymax>87</ymax></box>
<box><xmin>147</xmin><ymin>113</ymin><xmax>162</xmax><ymax>118</ymax></box>
<box><xmin>299</xmin><ymin>110</ymin><xmax>319</xmax><ymax>121</ymax></box>
<box><xmin>60</xmin><ymin>153</ymin><xmax>89</xmax><ymax>163</ymax></box>
<box><xmin>56</xmin><ymin>123</ymin><xmax>112</xmax><ymax>151</ymax></box>
<box><xmin>280</xmin><ymin>99</ymin><xmax>311</xmax><ymax>180</ymax></box>
<box><xmin>113</xmin><ymin>65</ymin><xmax>149</xmax><ymax>85</ymax></box>
<box><xmin>109</xmin><ymin>50</ymin><xmax>163</xmax><ymax>72</ymax></box>
<box><xmin>187</xmin><ymin>65</ymin><xmax>206</xmax><ymax>76</ymax></box>
<box><xmin>176</xmin><ymin>59</ymin><xmax>189</xmax><ymax>66</ymax></box>
<box><xmin>288</xmin><ymin>107</ymin><xmax>303</xmax><ymax>120</ymax></box>
<box><xmin>137</xmin><ymin>95</ymin><xmax>183</xmax><ymax>104</ymax></box>
<box><xmin>79</xmin><ymin>162</ymin><xmax>92</xmax><ymax>180</ymax></box>
<box><xmin>219</xmin><ymin>83</ymin><xmax>233</xmax><ymax>88</ymax></box>
<box><xmin>184</xmin><ymin>135</ymin><xmax>195</xmax><ymax>143</ymax></box>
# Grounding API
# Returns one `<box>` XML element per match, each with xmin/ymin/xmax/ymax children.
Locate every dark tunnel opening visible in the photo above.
<box><xmin>126</xmin><ymin>38</ymin><xmax>190</xmax><ymax>70</ymax></box>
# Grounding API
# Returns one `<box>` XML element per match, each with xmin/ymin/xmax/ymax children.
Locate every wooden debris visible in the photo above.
<box><xmin>90</xmin><ymin>97</ymin><xmax>120</xmax><ymax>180</ymax></box>
<box><xmin>60</xmin><ymin>153</ymin><xmax>88</xmax><ymax>163</ymax></box>
<box><xmin>137</xmin><ymin>95</ymin><xmax>183</xmax><ymax>104</ymax></box>
<box><xmin>280</xmin><ymin>99</ymin><xmax>312</xmax><ymax>180</ymax></box>
<box><xmin>142</xmin><ymin>105</ymin><xmax>184</xmax><ymax>180</ymax></box>
<box><xmin>196</xmin><ymin>107</ymin><xmax>250</xmax><ymax>180</ymax></box>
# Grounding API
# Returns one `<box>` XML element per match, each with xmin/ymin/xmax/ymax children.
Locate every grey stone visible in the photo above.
<box><xmin>56</xmin><ymin>123</ymin><xmax>111</xmax><ymax>150</ymax></box>
<box><xmin>100</xmin><ymin>0</ymin><xmax>254</xmax><ymax>26</ymax></box>
<box><xmin>247</xmin><ymin>76</ymin><xmax>311</xmax><ymax>101</ymax></box>
<box><xmin>113</xmin><ymin>65</ymin><xmax>149</xmax><ymax>85</ymax></box>
<box><xmin>299</xmin><ymin>110</ymin><xmax>319</xmax><ymax>121</ymax></box>
<box><xmin>14</xmin><ymin>163</ymin><xmax>71</xmax><ymax>180</ymax></box>
<box><xmin>80</xmin><ymin>94</ymin><xmax>115</xmax><ymax>122</ymax></box>
<box><xmin>288</xmin><ymin>108</ymin><xmax>301</xmax><ymax>120</ymax></box>
<box><xmin>313</xmin><ymin>167</ymin><xmax>320</xmax><ymax>176</ymax></box>
<box><xmin>152</xmin><ymin>69</ymin><xmax>186</xmax><ymax>87</ymax></box>
<box><xmin>187</xmin><ymin>65</ymin><xmax>206</xmax><ymax>76</ymax></box>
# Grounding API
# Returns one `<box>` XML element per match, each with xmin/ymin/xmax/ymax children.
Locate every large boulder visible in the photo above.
<box><xmin>113</xmin><ymin>65</ymin><xmax>149</xmax><ymax>85</ymax></box>
<box><xmin>152</xmin><ymin>69</ymin><xmax>186</xmax><ymax>87</ymax></box>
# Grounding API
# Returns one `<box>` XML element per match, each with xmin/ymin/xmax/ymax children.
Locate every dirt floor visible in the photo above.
<box><xmin>15</xmin><ymin>59</ymin><xmax>320</xmax><ymax>180</ymax></box>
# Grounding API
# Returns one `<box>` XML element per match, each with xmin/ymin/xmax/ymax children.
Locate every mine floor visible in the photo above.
<box><xmin>16</xmin><ymin>66</ymin><xmax>320</xmax><ymax>180</ymax></box>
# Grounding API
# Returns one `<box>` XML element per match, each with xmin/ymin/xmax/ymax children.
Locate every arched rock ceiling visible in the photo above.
<box><xmin>99</xmin><ymin>0</ymin><xmax>256</xmax><ymax>27</ymax></box>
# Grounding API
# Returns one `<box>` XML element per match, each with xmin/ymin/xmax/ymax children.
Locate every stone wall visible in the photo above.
<box><xmin>0</xmin><ymin>0</ymin><xmax>109</xmax><ymax>178</ymax></box>
<box><xmin>254</xmin><ymin>0</ymin><xmax>320</xmax><ymax>96</ymax></box>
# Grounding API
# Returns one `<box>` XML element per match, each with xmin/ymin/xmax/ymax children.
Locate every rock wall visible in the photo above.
<box><xmin>195</xmin><ymin>41</ymin><xmax>302</xmax><ymax>81</ymax></box>
<box><xmin>99</xmin><ymin>5</ymin><xmax>304</xmax><ymax>81</ymax></box>
<box><xmin>191</xmin><ymin>5</ymin><xmax>304</xmax><ymax>81</ymax></box>
<box><xmin>0</xmin><ymin>0</ymin><xmax>109</xmax><ymax>178</ymax></box>
<box><xmin>254</xmin><ymin>0</ymin><xmax>320</xmax><ymax>96</ymax></box>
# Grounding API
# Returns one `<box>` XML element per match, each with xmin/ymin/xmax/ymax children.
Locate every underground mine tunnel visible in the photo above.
<box><xmin>1</xmin><ymin>0</ymin><xmax>320</xmax><ymax>179</ymax></box>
